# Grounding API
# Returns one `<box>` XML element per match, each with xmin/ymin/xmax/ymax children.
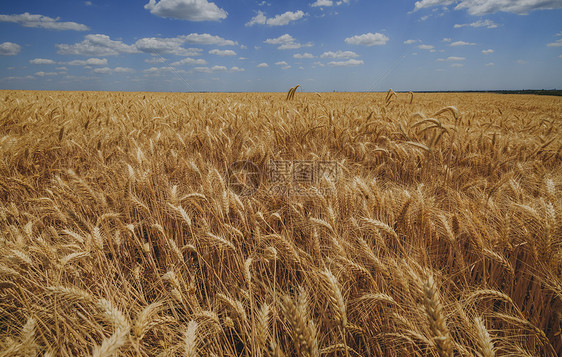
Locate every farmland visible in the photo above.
<box><xmin>0</xmin><ymin>90</ymin><xmax>560</xmax><ymax>356</ymax></box>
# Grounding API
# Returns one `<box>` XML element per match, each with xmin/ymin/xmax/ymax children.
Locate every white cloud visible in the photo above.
<box><xmin>181</xmin><ymin>33</ymin><xmax>237</xmax><ymax>46</ymax></box>
<box><xmin>57</xmin><ymin>33</ymin><xmax>233</xmax><ymax>57</ymax></box>
<box><xmin>246</xmin><ymin>10</ymin><xmax>306</xmax><ymax>26</ymax></box>
<box><xmin>345</xmin><ymin>32</ymin><xmax>389</xmax><ymax>46</ymax></box>
<box><xmin>194</xmin><ymin>65</ymin><xmax>228</xmax><ymax>73</ymax></box>
<box><xmin>556</xmin><ymin>31</ymin><xmax>562</xmax><ymax>36</ymax></box>
<box><xmin>246</xmin><ymin>11</ymin><xmax>267</xmax><ymax>26</ymax></box>
<box><xmin>56</xmin><ymin>34</ymin><xmax>138</xmax><ymax>56</ymax></box>
<box><xmin>482</xmin><ymin>49</ymin><xmax>494</xmax><ymax>54</ymax></box>
<box><xmin>403</xmin><ymin>39</ymin><xmax>418</xmax><ymax>45</ymax></box>
<box><xmin>264</xmin><ymin>34</ymin><xmax>312</xmax><ymax>50</ymax></box>
<box><xmin>135</xmin><ymin>37</ymin><xmax>202</xmax><ymax>56</ymax></box>
<box><xmin>35</xmin><ymin>71</ymin><xmax>58</xmax><ymax>77</ymax></box>
<box><xmin>320</xmin><ymin>50</ymin><xmax>359</xmax><ymax>58</ymax></box>
<box><xmin>413</xmin><ymin>0</ymin><xmax>562</xmax><ymax>15</ymax></box>
<box><xmin>230</xmin><ymin>66</ymin><xmax>245</xmax><ymax>72</ymax></box>
<box><xmin>456</xmin><ymin>0</ymin><xmax>562</xmax><ymax>15</ymax></box>
<box><xmin>454</xmin><ymin>19</ymin><xmax>499</xmax><ymax>28</ymax></box>
<box><xmin>209</xmin><ymin>49</ymin><xmax>237</xmax><ymax>56</ymax></box>
<box><xmin>275</xmin><ymin>61</ymin><xmax>291</xmax><ymax>69</ymax></box>
<box><xmin>56</xmin><ymin>66</ymin><xmax>68</xmax><ymax>71</ymax></box>
<box><xmin>450</xmin><ymin>41</ymin><xmax>476</xmax><ymax>46</ymax></box>
<box><xmin>170</xmin><ymin>57</ymin><xmax>207</xmax><ymax>66</ymax></box>
<box><xmin>145</xmin><ymin>57</ymin><xmax>167</xmax><ymax>63</ymax></box>
<box><xmin>311</xmin><ymin>0</ymin><xmax>333</xmax><ymax>7</ymax></box>
<box><xmin>485</xmin><ymin>62</ymin><xmax>495</xmax><ymax>66</ymax></box>
<box><xmin>0</xmin><ymin>42</ymin><xmax>22</xmax><ymax>56</ymax></box>
<box><xmin>144</xmin><ymin>0</ymin><xmax>227</xmax><ymax>21</ymax></box>
<box><xmin>257</xmin><ymin>63</ymin><xmax>269</xmax><ymax>68</ymax></box>
<box><xmin>328</xmin><ymin>59</ymin><xmax>364</xmax><ymax>66</ymax></box>
<box><xmin>143</xmin><ymin>66</ymin><xmax>188</xmax><ymax>75</ymax></box>
<box><xmin>442</xmin><ymin>37</ymin><xmax>452</xmax><ymax>42</ymax></box>
<box><xmin>437</xmin><ymin>56</ymin><xmax>466</xmax><ymax>61</ymax></box>
<box><xmin>547</xmin><ymin>38</ymin><xmax>562</xmax><ymax>47</ymax></box>
<box><xmin>29</xmin><ymin>58</ymin><xmax>55</xmax><ymax>64</ymax></box>
<box><xmin>64</xmin><ymin>58</ymin><xmax>108</xmax><ymax>66</ymax></box>
<box><xmin>418</xmin><ymin>44</ymin><xmax>434</xmax><ymax>50</ymax></box>
<box><xmin>84</xmin><ymin>1</ymin><xmax>92</xmax><ymax>5</ymax></box>
<box><xmin>451</xmin><ymin>63</ymin><xmax>464</xmax><ymax>67</ymax></box>
<box><xmin>413</xmin><ymin>0</ymin><xmax>454</xmax><ymax>12</ymax></box>
<box><xmin>0</xmin><ymin>12</ymin><xmax>89</xmax><ymax>31</ymax></box>
<box><xmin>93</xmin><ymin>67</ymin><xmax>112</xmax><ymax>74</ymax></box>
<box><xmin>113</xmin><ymin>67</ymin><xmax>135</xmax><ymax>73</ymax></box>
<box><xmin>293</xmin><ymin>52</ymin><xmax>315</xmax><ymax>59</ymax></box>
<box><xmin>516</xmin><ymin>59</ymin><xmax>528</xmax><ymax>64</ymax></box>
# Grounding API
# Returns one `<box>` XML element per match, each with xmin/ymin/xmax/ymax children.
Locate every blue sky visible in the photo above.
<box><xmin>0</xmin><ymin>0</ymin><xmax>561</xmax><ymax>92</ymax></box>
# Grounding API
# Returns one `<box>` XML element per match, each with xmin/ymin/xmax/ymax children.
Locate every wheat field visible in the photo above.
<box><xmin>0</xmin><ymin>90</ymin><xmax>560</xmax><ymax>356</ymax></box>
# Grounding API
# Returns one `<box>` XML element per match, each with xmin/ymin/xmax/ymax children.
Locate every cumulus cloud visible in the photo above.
<box><xmin>29</xmin><ymin>58</ymin><xmax>56</xmax><ymax>64</ymax></box>
<box><xmin>135</xmin><ymin>37</ymin><xmax>201</xmax><ymax>56</ymax></box>
<box><xmin>0</xmin><ymin>12</ymin><xmax>89</xmax><ymax>31</ymax></box>
<box><xmin>485</xmin><ymin>62</ymin><xmax>495</xmax><ymax>66</ymax></box>
<box><xmin>275</xmin><ymin>61</ymin><xmax>291</xmax><ymax>69</ymax></box>
<box><xmin>454</xmin><ymin>19</ymin><xmax>499</xmax><ymax>28</ymax></box>
<box><xmin>311</xmin><ymin>0</ymin><xmax>333</xmax><ymax>6</ymax></box>
<box><xmin>246</xmin><ymin>10</ymin><xmax>306</xmax><ymax>26</ymax></box>
<box><xmin>170</xmin><ymin>57</ymin><xmax>207</xmax><ymax>66</ymax></box>
<box><xmin>56</xmin><ymin>34</ymin><xmax>138</xmax><ymax>56</ymax></box>
<box><xmin>181</xmin><ymin>33</ymin><xmax>237</xmax><ymax>46</ymax></box>
<box><xmin>34</xmin><ymin>71</ymin><xmax>58</xmax><ymax>77</ymax></box>
<box><xmin>56</xmin><ymin>33</ymin><xmax>235</xmax><ymax>57</ymax></box>
<box><xmin>144</xmin><ymin>66</ymin><xmax>188</xmax><ymax>74</ymax></box>
<box><xmin>230</xmin><ymin>66</ymin><xmax>245</xmax><ymax>72</ymax></box>
<box><xmin>194</xmin><ymin>65</ymin><xmax>228</xmax><ymax>73</ymax></box>
<box><xmin>63</xmin><ymin>58</ymin><xmax>108</xmax><ymax>66</ymax></box>
<box><xmin>403</xmin><ymin>39</ymin><xmax>419</xmax><ymax>45</ymax></box>
<box><xmin>450</xmin><ymin>41</ymin><xmax>476</xmax><ymax>46</ymax></box>
<box><xmin>257</xmin><ymin>63</ymin><xmax>269</xmax><ymax>68</ymax></box>
<box><xmin>135</xmin><ymin>37</ymin><xmax>199</xmax><ymax>56</ymax></box>
<box><xmin>413</xmin><ymin>0</ymin><xmax>562</xmax><ymax>15</ymax></box>
<box><xmin>293</xmin><ymin>52</ymin><xmax>315</xmax><ymax>59</ymax></box>
<box><xmin>482</xmin><ymin>49</ymin><xmax>494</xmax><ymax>54</ymax></box>
<box><xmin>246</xmin><ymin>11</ymin><xmax>266</xmax><ymax>26</ymax></box>
<box><xmin>320</xmin><ymin>50</ymin><xmax>359</xmax><ymax>58</ymax></box>
<box><xmin>145</xmin><ymin>57</ymin><xmax>167</xmax><ymax>63</ymax></box>
<box><xmin>547</xmin><ymin>38</ymin><xmax>562</xmax><ymax>47</ymax></box>
<box><xmin>93</xmin><ymin>67</ymin><xmax>112</xmax><ymax>74</ymax></box>
<box><xmin>345</xmin><ymin>32</ymin><xmax>389</xmax><ymax>46</ymax></box>
<box><xmin>264</xmin><ymin>34</ymin><xmax>312</xmax><ymax>50</ymax></box>
<box><xmin>328</xmin><ymin>59</ymin><xmax>364</xmax><ymax>66</ymax></box>
<box><xmin>413</xmin><ymin>0</ymin><xmax>454</xmax><ymax>12</ymax></box>
<box><xmin>144</xmin><ymin>0</ymin><xmax>227</xmax><ymax>21</ymax></box>
<box><xmin>113</xmin><ymin>67</ymin><xmax>135</xmax><ymax>73</ymax></box>
<box><xmin>437</xmin><ymin>56</ymin><xmax>466</xmax><ymax>61</ymax></box>
<box><xmin>209</xmin><ymin>49</ymin><xmax>237</xmax><ymax>56</ymax></box>
<box><xmin>310</xmin><ymin>0</ymin><xmax>348</xmax><ymax>7</ymax></box>
<box><xmin>0</xmin><ymin>42</ymin><xmax>22</xmax><ymax>56</ymax></box>
<box><xmin>442</xmin><ymin>38</ymin><xmax>452</xmax><ymax>42</ymax></box>
<box><xmin>417</xmin><ymin>44</ymin><xmax>434</xmax><ymax>50</ymax></box>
